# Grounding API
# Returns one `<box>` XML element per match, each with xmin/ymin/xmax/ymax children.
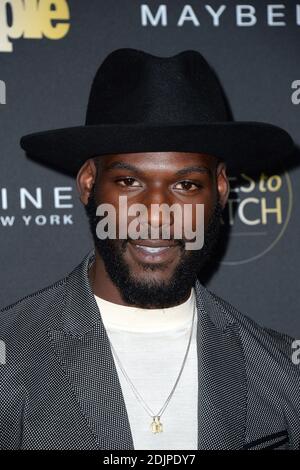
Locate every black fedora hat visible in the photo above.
<box><xmin>20</xmin><ymin>48</ymin><xmax>294</xmax><ymax>176</ymax></box>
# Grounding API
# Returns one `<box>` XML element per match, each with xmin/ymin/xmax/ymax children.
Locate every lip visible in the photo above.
<box><xmin>130</xmin><ymin>240</ymin><xmax>178</xmax><ymax>248</ymax></box>
<box><xmin>127</xmin><ymin>240</ymin><xmax>180</xmax><ymax>264</ymax></box>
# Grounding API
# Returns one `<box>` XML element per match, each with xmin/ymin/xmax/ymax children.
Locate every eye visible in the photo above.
<box><xmin>174</xmin><ymin>180</ymin><xmax>203</xmax><ymax>191</ymax></box>
<box><xmin>116</xmin><ymin>177</ymin><xmax>142</xmax><ymax>187</ymax></box>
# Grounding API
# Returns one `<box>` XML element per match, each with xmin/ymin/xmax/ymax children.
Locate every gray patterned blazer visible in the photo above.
<box><xmin>0</xmin><ymin>249</ymin><xmax>299</xmax><ymax>450</ymax></box>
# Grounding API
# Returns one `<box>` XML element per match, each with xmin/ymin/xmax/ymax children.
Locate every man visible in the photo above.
<box><xmin>0</xmin><ymin>48</ymin><xmax>299</xmax><ymax>450</ymax></box>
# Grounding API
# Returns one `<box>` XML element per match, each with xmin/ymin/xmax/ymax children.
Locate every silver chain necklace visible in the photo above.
<box><xmin>108</xmin><ymin>301</ymin><xmax>196</xmax><ymax>434</ymax></box>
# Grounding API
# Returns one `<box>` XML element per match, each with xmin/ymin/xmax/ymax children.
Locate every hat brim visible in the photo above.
<box><xmin>20</xmin><ymin>122</ymin><xmax>294</xmax><ymax>176</ymax></box>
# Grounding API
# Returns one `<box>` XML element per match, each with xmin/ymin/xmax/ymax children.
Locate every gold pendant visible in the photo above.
<box><xmin>151</xmin><ymin>416</ymin><xmax>163</xmax><ymax>433</ymax></box>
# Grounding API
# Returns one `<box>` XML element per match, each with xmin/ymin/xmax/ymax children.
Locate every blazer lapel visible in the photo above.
<box><xmin>47</xmin><ymin>249</ymin><xmax>247</xmax><ymax>450</ymax></box>
<box><xmin>195</xmin><ymin>280</ymin><xmax>247</xmax><ymax>449</ymax></box>
<box><xmin>47</xmin><ymin>250</ymin><xmax>134</xmax><ymax>450</ymax></box>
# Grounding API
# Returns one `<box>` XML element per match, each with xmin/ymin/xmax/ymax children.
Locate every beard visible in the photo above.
<box><xmin>85</xmin><ymin>186</ymin><xmax>223</xmax><ymax>308</ymax></box>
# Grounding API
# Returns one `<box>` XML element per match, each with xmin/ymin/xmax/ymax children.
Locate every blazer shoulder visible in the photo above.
<box><xmin>0</xmin><ymin>275</ymin><xmax>67</xmax><ymax>335</ymax></box>
<box><xmin>204</xmin><ymin>286</ymin><xmax>295</xmax><ymax>361</ymax></box>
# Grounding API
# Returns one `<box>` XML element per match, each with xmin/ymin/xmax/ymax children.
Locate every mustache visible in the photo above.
<box><xmin>126</xmin><ymin>237</ymin><xmax>184</xmax><ymax>243</ymax></box>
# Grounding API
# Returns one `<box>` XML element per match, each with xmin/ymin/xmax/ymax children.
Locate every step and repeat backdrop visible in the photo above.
<box><xmin>0</xmin><ymin>0</ymin><xmax>299</xmax><ymax>336</ymax></box>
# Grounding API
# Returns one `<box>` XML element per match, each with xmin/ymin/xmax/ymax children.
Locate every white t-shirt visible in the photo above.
<box><xmin>94</xmin><ymin>289</ymin><xmax>198</xmax><ymax>450</ymax></box>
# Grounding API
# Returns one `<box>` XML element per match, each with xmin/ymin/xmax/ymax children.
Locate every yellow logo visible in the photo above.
<box><xmin>221</xmin><ymin>170</ymin><xmax>293</xmax><ymax>265</ymax></box>
<box><xmin>0</xmin><ymin>0</ymin><xmax>70</xmax><ymax>52</ymax></box>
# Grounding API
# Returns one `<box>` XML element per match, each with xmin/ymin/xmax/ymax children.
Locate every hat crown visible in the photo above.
<box><xmin>20</xmin><ymin>47</ymin><xmax>293</xmax><ymax>176</ymax></box>
<box><xmin>85</xmin><ymin>48</ymin><xmax>231</xmax><ymax>126</ymax></box>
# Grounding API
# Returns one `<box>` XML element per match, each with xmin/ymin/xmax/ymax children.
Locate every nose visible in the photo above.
<box><xmin>138</xmin><ymin>187</ymin><xmax>176</xmax><ymax>238</ymax></box>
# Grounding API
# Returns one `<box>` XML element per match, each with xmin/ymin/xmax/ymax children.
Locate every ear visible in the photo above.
<box><xmin>216</xmin><ymin>162</ymin><xmax>230</xmax><ymax>209</ymax></box>
<box><xmin>76</xmin><ymin>158</ymin><xmax>97</xmax><ymax>205</ymax></box>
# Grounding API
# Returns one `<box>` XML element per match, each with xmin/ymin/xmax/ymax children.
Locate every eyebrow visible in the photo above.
<box><xmin>174</xmin><ymin>166</ymin><xmax>211</xmax><ymax>177</ymax></box>
<box><xmin>104</xmin><ymin>161</ymin><xmax>212</xmax><ymax>177</ymax></box>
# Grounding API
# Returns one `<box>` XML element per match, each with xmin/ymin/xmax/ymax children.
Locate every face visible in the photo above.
<box><xmin>77</xmin><ymin>152</ymin><xmax>229</xmax><ymax>307</ymax></box>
